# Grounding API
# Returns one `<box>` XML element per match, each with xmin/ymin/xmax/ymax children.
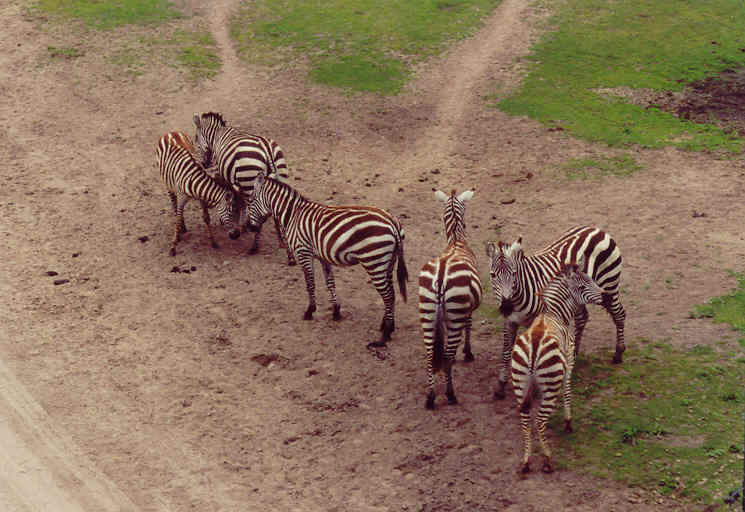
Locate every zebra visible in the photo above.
<box><xmin>245</xmin><ymin>174</ymin><xmax>408</xmax><ymax>347</ymax></box>
<box><xmin>511</xmin><ymin>264</ymin><xmax>605</xmax><ymax>474</ymax></box>
<box><xmin>418</xmin><ymin>189</ymin><xmax>482</xmax><ymax>410</ymax></box>
<box><xmin>157</xmin><ymin>131</ymin><xmax>240</xmax><ymax>256</ymax></box>
<box><xmin>485</xmin><ymin>225</ymin><xmax>625</xmax><ymax>399</ymax></box>
<box><xmin>192</xmin><ymin>111</ymin><xmax>294</xmax><ymax>264</ymax></box>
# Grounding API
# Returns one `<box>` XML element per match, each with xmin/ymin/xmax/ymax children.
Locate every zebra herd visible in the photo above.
<box><xmin>156</xmin><ymin>112</ymin><xmax>627</xmax><ymax>475</ymax></box>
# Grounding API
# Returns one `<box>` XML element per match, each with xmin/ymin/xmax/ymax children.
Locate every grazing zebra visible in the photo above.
<box><xmin>511</xmin><ymin>264</ymin><xmax>604</xmax><ymax>474</ymax></box>
<box><xmin>157</xmin><ymin>131</ymin><xmax>240</xmax><ymax>256</ymax></box>
<box><xmin>192</xmin><ymin>111</ymin><xmax>294</xmax><ymax>264</ymax></box>
<box><xmin>245</xmin><ymin>174</ymin><xmax>408</xmax><ymax>347</ymax></box>
<box><xmin>419</xmin><ymin>190</ymin><xmax>482</xmax><ymax>410</ymax></box>
<box><xmin>485</xmin><ymin>225</ymin><xmax>625</xmax><ymax>399</ymax></box>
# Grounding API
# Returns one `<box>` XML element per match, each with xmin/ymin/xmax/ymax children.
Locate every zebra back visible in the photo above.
<box><xmin>193</xmin><ymin>112</ymin><xmax>288</xmax><ymax>198</ymax></box>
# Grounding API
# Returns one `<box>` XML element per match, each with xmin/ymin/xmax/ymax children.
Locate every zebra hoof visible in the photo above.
<box><xmin>248</xmin><ymin>247</ymin><xmax>259</xmax><ymax>255</ymax></box>
<box><xmin>211</xmin><ymin>242</ymin><xmax>219</xmax><ymax>249</ymax></box>
<box><xmin>332</xmin><ymin>305</ymin><xmax>341</xmax><ymax>321</ymax></box>
<box><xmin>612</xmin><ymin>353</ymin><xmax>623</xmax><ymax>364</ymax></box>
<box><xmin>303</xmin><ymin>305</ymin><xmax>315</xmax><ymax>320</ymax></box>
<box><xmin>564</xmin><ymin>420</ymin><xmax>573</xmax><ymax>433</ymax></box>
<box><xmin>519</xmin><ymin>463</ymin><xmax>531</xmax><ymax>474</ymax></box>
<box><xmin>541</xmin><ymin>459</ymin><xmax>554</xmax><ymax>473</ymax></box>
<box><xmin>287</xmin><ymin>259</ymin><xmax>297</xmax><ymax>266</ymax></box>
<box><xmin>494</xmin><ymin>385</ymin><xmax>506</xmax><ymax>400</ymax></box>
<box><xmin>425</xmin><ymin>395</ymin><xmax>435</xmax><ymax>410</ymax></box>
<box><xmin>367</xmin><ymin>340</ymin><xmax>386</xmax><ymax>348</ymax></box>
<box><xmin>447</xmin><ymin>394</ymin><xmax>458</xmax><ymax>405</ymax></box>
<box><xmin>169</xmin><ymin>247</ymin><xmax>177</xmax><ymax>257</ymax></box>
<box><xmin>463</xmin><ymin>352</ymin><xmax>475</xmax><ymax>363</ymax></box>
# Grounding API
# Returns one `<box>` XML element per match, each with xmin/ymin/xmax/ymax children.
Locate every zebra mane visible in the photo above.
<box><xmin>263</xmin><ymin>175</ymin><xmax>306</xmax><ymax>203</ymax></box>
<box><xmin>202</xmin><ymin>111</ymin><xmax>226</xmax><ymax>127</ymax></box>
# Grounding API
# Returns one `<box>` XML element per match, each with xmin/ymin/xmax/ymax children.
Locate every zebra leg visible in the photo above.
<box><xmin>276</xmin><ymin>219</ymin><xmax>296</xmax><ymax>266</ymax></box>
<box><xmin>425</xmin><ymin>343</ymin><xmax>437</xmax><ymax>409</ymax></box>
<box><xmin>603</xmin><ymin>292</ymin><xmax>627</xmax><ymax>364</ymax></box>
<box><xmin>367</xmin><ymin>260</ymin><xmax>396</xmax><ymax>347</ymax></box>
<box><xmin>201</xmin><ymin>202</ymin><xmax>218</xmax><ymax>249</ymax></box>
<box><xmin>169</xmin><ymin>192</ymin><xmax>186</xmax><ymax>234</ymax></box>
<box><xmin>248</xmin><ymin>224</ymin><xmax>262</xmax><ymax>254</ymax></box>
<box><xmin>297</xmin><ymin>251</ymin><xmax>317</xmax><ymax>320</ymax></box>
<box><xmin>536</xmin><ymin>399</ymin><xmax>556</xmax><ymax>473</ymax></box>
<box><xmin>495</xmin><ymin>321</ymin><xmax>519</xmax><ymax>400</ymax></box>
<box><xmin>445</xmin><ymin>329</ymin><xmax>460</xmax><ymax>405</ymax></box>
<box><xmin>463</xmin><ymin>315</ymin><xmax>474</xmax><ymax>362</ymax></box>
<box><xmin>573</xmin><ymin>305</ymin><xmax>589</xmax><ymax>357</ymax></box>
<box><xmin>170</xmin><ymin>196</ymin><xmax>190</xmax><ymax>256</ymax></box>
<box><xmin>519</xmin><ymin>411</ymin><xmax>532</xmax><ymax>473</ymax></box>
<box><xmin>562</xmin><ymin>373</ymin><xmax>573</xmax><ymax>433</ymax></box>
<box><xmin>321</xmin><ymin>261</ymin><xmax>341</xmax><ymax>321</ymax></box>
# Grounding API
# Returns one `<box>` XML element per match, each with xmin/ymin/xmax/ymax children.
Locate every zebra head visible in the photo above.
<box><xmin>485</xmin><ymin>238</ymin><xmax>523</xmax><ymax>317</ymax></box>
<box><xmin>245</xmin><ymin>173</ymin><xmax>271</xmax><ymax>233</ymax></box>
<box><xmin>193</xmin><ymin>112</ymin><xmax>226</xmax><ymax>168</ymax></box>
<box><xmin>560</xmin><ymin>264</ymin><xmax>605</xmax><ymax>307</ymax></box>
<box><xmin>435</xmin><ymin>189</ymin><xmax>473</xmax><ymax>244</ymax></box>
<box><xmin>217</xmin><ymin>189</ymin><xmax>242</xmax><ymax>240</ymax></box>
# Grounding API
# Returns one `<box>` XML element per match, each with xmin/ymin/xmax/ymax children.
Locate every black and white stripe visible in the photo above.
<box><xmin>511</xmin><ymin>264</ymin><xmax>604</xmax><ymax>474</ymax></box>
<box><xmin>192</xmin><ymin>111</ymin><xmax>293</xmax><ymax>262</ymax></box>
<box><xmin>419</xmin><ymin>190</ymin><xmax>482</xmax><ymax>409</ymax></box>
<box><xmin>486</xmin><ymin>225</ymin><xmax>625</xmax><ymax>398</ymax></box>
<box><xmin>246</xmin><ymin>175</ymin><xmax>408</xmax><ymax>347</ymax></box>
<box><xmin>156</xmin><ymin>131</ymin><xmax>239</xmax><ymax>256</ymax></box>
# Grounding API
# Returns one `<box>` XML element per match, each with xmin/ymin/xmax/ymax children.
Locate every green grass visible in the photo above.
<box><xmin>32</xmin><ymin>0</ymin><xmax>181</xmax><ymax>29</ymax></box>
<box><xmin>496</xmin><ymin>0</ymin><xmax>745</xmax><ymax>151</ymax></box>
<box><xmin>691</xmin><ymin>273</ymin><xmax>745</xmax><ymax>332</ymax></box>
<box><xmin>230</xmin><ymin>0</ymin><xmax>500</xmax><ymax>93</ymax></box>
<box><xmin>558</xmin><ymin>341</ymin><xmax>744</xmax><ymax>507</ymax></box>
<box><xmin>560</xmin><ymin>154</ymin><xmax>643</xmax><ymax>180</ymax></box>
<box><xmin>47</xmin><ymin>45</ymin><xmax>84</xmax><ymax>59</ymax></box>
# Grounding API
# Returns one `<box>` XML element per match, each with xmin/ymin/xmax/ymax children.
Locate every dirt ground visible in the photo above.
<box><xmin>1</xmin><ymin>0</ymin><xmax>744</xmax><ymax>510</ymax></box>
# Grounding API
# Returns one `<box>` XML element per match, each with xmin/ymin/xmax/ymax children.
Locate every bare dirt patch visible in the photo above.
<box><xmin>1</xmin><ymin>0</ymin><xmax>743</xmax><ymax>511</ymax></box>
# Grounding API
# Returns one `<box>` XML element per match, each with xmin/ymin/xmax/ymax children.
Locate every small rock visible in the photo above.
<box><xmin>45</xmin><ymin>271</ymin><xmax>58</xmax><ymax>277</ymax></box>
<box><xmin>171</xmin><ymin>266</ymin><xmax>180</xmax><ymax>273</ymax></box>
<box><xmin>53</xmin><ymin>279</ymin><xmax>69</xmax><ymax>286</ymax></box>
<box><xmin>138</xmin><ymin>235</ymin><xmax>149</xmax><ymax>243</ymax></box>
<box><xmin>72</xmin><ymin>252</ymin><xmax>80</xmax><ymax>258</ymax></box>
<box><xmin>500</xmin><ymin>198</ymin><xmax>516</xmax><ymax>205</ymax></box>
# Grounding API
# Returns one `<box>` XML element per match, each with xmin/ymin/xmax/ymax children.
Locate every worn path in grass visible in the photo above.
<box><xmin>0</xmin><ymin>0</ymin><xmax>743</xmax><ymax>510</ymax></box>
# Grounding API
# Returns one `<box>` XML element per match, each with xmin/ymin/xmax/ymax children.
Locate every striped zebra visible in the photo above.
<box><xmin>245</xmin><ymin>174</ymin><xmax>408</xmax><ymax>347</ymax></box>
<box><xmin>511</xmin><ymin>264</ymin><xmax>604</xmax><ymax>474</ymax></box>
<box><xmin>192</xmin><ymin>111</ymin><xmax>294</xmax><ymax>264</ymax></box>
<box><xmin>485</xmin><ymin>225</ymin><xmax>626</xmax><ymax>399</ymax></box>
<box><xmin>419</xmin><ymin>190</ymin><xmax>482</xmax><ymax>410</ymax></box>
<box><xmin>157</xmin><ymin>131</ymin><xmax>240</xmax><ymax>256</ymax></box>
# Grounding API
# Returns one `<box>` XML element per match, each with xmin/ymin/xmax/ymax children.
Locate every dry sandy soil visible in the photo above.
<box><xmin>1</xmin><ymin>0</ymin><xmax>744</xmax><ymax>510</ymax></box>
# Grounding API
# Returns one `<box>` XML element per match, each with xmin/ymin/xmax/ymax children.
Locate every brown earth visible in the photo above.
<box><xmin>1</xmin><ymin>0</ymin><xmax>744</xmax><ymax>510</ymax></box>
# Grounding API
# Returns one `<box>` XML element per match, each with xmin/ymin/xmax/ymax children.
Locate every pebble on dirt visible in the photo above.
<box><xmin>138</xmin><ymin>235</ymin><xmax>149</xmax><ymax>243</ymax></box>
<box><xmin>45</xmin><ymin>271</ymin><xmax>58</xmax><ymax>276</ymax></box>
<box><xmin>53</xmin><ymin>279</ymin><xmax>69</xmax><ymax>286</ymax></box>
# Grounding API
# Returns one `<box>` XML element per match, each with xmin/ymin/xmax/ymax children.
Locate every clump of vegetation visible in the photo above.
<box><xmin>230</xmin><ymin>0</ymin><xmax>500</xmax><ymax>94</ymax></box>
<box><xmin>691</xmin><ymin>272</ymin><xmax>745</xmax><ymax>332</ymax></box>
<box><xmin>560</xmin><ymin>154</ymin><xmax>643</xmax><ymax>180</ymax></box>
<box><xmin>496</xmin><ymin>0</ymin><xmax>745</xmax><ymax>151</ymax></box>
<box><xmin>32</xmin><ymin>0</ymin><xmax>181</xmax><ymax>29</ymax></box>
<box><xmin>47</xmin><ymin>45</ymin><xmax>84</xmax><ymax>59</ymax></box>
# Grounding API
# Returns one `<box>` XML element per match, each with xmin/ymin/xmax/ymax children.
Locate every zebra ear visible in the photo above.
<box><xmin>434</xmin><ymin>190</ymin><xmax>448</xmax><ymax>202</ymax></box>
<box><xmin>510</xmin><ymin>238</ymin><xmax>524</xmax><ymax>259</ymax></box>
<box><xmin>193</xmin><ymin>113</ymin><xmax>201</xmax><ymax>128</ymax></box>
<box><xmin>458</xmin><ymin>190</ymin><xmax>474</xmax><ymax>202</ymax></box>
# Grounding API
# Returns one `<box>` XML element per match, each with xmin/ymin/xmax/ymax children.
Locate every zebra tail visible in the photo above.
<box><xmin>396</xmin><ymin>231</ymin><xmax>409</xmax><ymax>303</ymax></box>
<box><xmin>519</xmin><ymin>375</ymin><xmax>535</xmax><ymax>414</ymax></box>
<box><xmin>432</xmin><ymin>301</ymin><xmax>445</xmax><ymax>372</ymax></box>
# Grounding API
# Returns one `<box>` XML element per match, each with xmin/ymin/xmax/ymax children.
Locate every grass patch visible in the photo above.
<box><xmin>32</xmin><ymin>0</ymin><xmax>181</xmax><ymax>29</ymax></box>
<box><xmin>159</xmin><ymin>29</ymin><xmax>220</xmax><ymax>81</ymax></box>
<box><xmin>560</xmin><ymin>154</ymin><xmax>643</xmax><ymax>180</ymax></box>
<box><xmin>231</xmin><ymin>0</ymin><xmax>500</xmax><ymax>93</ymax></box>
<box><xmin>556</xmin><ymin>342</ymin><xmax>744</xmax><ymax>506</ymax></box>
<box><xmin>47</xmin><ymin>45</ymin><xmax>84</xmax><ymax>59</ymax></box>
<box><xmin>496</xmin><ymin>0</ymin><xmax>745</xmax><ymax>151</ymax></box>
<box><xmin>691</xmin><ymin>272</ymin><xmax>745</xmax><ymax>332</ymax></box>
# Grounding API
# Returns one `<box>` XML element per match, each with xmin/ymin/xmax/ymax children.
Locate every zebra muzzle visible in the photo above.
<box><xmin>228</xmin><ymin>229</ymin><xmax>241</xmax><ymax>240</ymax></box>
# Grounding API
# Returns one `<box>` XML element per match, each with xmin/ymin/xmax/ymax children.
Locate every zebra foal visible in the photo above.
<box><xmin>193</xmin><ymin>111</ymin><xmax>294</xmax><ymax>264</ymax></box>
<box><xmin>511</xmin><ymin>264</ymin><xmax>604</xmax><ymax>474</ymax></box>
<box><xmin>156</xmin><ymin>131</ymin><xmax>240</xmax><ymax>256</ymax></box>
<box><xmin>246</xmin><ymin>174</ymin><xmax>408</xmax><ymax>347</ymax></box>
<box><xmin>485</xmin><ymin>225</ymin><xmax>626</xmax><ymax>399</ymax></box>
<box><xmin>419</xmin><ymin>190</ymin><xmax>482</xmax><ymax>409</ymax></box>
